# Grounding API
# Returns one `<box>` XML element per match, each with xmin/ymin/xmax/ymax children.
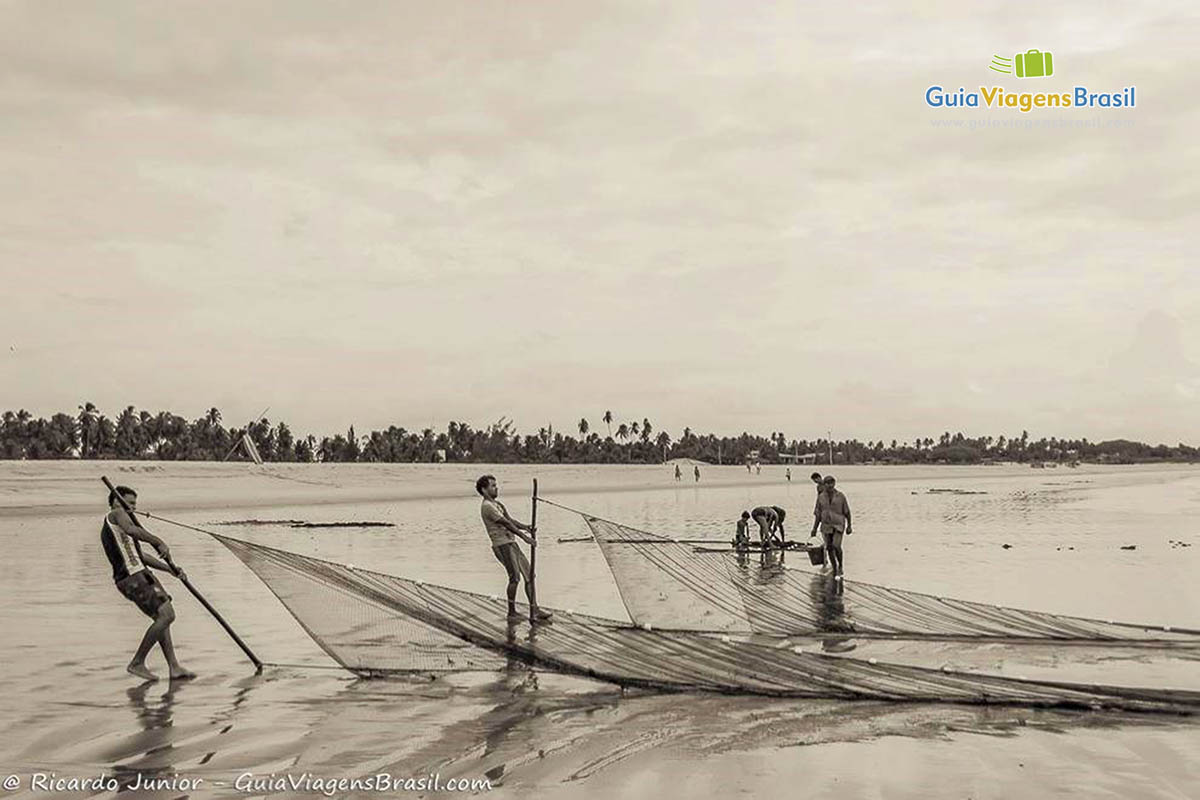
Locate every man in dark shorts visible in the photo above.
<box><xmin>750</xmin><ymin>506</ymin><xmax>780</xmax><ymax>547</ymax></box>
<box><xmin>810</xmin><ymin>475</ymin><xmax>852</xmax><ymax>579</ymax></box>
<box><xmin>770</xmin><ymin>505</ymin><xmax>787</xmax><ymax>546</ymax></box>
<box><xmin>476</xmin><ymin>475</ymin><xmax>552</xmax><ymax>623</ymax></box>
<box><xmin>101</xmin><ymin>485</ymin><xmax>193</xmax><ymax>682</ymax></box>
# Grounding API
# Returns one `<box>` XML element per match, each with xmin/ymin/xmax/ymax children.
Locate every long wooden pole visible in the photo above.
<box><xmin>529</xmin><ymin>478</ymin><xmax>539</xmax><ymax>621</ymax></box>
<box><xmin>101</xmin><ymin>476</ymin><xmax>264</xmax><ymax>673</ymax></box>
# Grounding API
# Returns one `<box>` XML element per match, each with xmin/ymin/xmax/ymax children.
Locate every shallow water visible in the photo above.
<box><xmin>1</xmin><ymin>463</ymin><xmax>1198</xmax><ymax>798</ymax></box>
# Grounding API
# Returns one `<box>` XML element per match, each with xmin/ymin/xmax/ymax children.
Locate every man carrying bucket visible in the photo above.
<box><xmin>811</xmin><ymin>476</ymin><xmax>852</xmax><ymax>580</ymax></box>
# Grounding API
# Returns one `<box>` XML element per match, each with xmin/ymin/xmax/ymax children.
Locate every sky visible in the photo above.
<box><xmin>1</xmin><ymin>1</ymin><xmax>1197</xmax><ymax>444</ymax></box>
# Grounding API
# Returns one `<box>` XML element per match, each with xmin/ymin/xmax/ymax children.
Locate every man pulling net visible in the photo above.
<box><xmin>476</xmin><ymin>474</ymin><xmax>553</xmax><ymax>623</ymax></box>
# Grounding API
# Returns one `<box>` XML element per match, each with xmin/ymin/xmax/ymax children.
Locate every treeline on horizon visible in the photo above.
<box><xmin>1</xmin><ymin>403</ymin><xmax>1196</xmax><ymax>465</ymax></box>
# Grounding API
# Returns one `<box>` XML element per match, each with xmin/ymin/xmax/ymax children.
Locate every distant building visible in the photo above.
<box><xmin>778</xmin><ymin>452</ymin><xmax>819</xmax><ymax>464</ymax></box>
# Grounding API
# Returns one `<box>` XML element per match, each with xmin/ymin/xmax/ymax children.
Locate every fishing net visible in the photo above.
<box><xmin>583</xmin><ymin>516</ymin><xmax>1200</xmax><ymax>642</ymax></box>
<box><xmin>214</xmin><ymin>534</ymin><xmax>1200</xmax><ymax>714</ymax></box>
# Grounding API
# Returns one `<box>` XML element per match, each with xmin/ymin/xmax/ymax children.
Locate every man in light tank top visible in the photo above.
<box><xmin>101</xmin><ymin>485</ymin><xmax>194</xmax><ymax>682</ymax></box>
<box><xmin>476</xmin><ymin>475</ymin><xmax>552</xmax><ymax>623</ymax></box>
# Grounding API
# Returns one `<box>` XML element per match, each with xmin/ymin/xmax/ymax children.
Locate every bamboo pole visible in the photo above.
<box><xmin>529</xmin><ymin>478</ymin><xmax>539</xmax><ymax>622</ymax></box>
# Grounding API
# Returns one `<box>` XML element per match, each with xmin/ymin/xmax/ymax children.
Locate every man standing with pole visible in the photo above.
<box><xmin>100</xmin><ymin>476</ymin><xmax>264</xmax><ymax>675</ymax></box>
<box><xmin>100</xmin><ymin>482</ymin><xmax>194</xmax><ymax>681</ymax></box>
<box><xmin>476</xmin><ymin>474</ymin><xmax>552</xmax><ymax>623</ymax></box>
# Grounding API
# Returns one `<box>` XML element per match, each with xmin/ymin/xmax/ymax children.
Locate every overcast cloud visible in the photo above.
<box><xmin>1</xmin><ymin>1</ymin><xmax>1197</xmax><ymax>443</ymax></box>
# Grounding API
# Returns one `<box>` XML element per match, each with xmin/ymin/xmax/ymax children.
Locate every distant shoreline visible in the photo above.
<box><xmin>3</xmin><ymin>460</ymin><xmax>1197</xmax><ymax>519</ymax></box>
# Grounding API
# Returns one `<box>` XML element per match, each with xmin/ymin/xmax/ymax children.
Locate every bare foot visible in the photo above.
<box><xmin>127</xmin><ymin>663</ymin><xmax>159</xmax><ymax>682</ymax></box>
<box><xmin>169</xmin><ymin>667</ymin><xmax>197</xmax><ymax>681</ymax></box>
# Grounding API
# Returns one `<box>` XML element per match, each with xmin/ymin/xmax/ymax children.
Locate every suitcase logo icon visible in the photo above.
<box><xmin>989</xmin><ymin>50</ymin><xmax>1054</xmax><ymax>78</ymax></box>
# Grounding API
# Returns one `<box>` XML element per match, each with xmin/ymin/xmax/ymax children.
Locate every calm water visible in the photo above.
<box><xmin>1</xmin><ymin>463</ymin><xmax>1198</xmax><ymax>798</ymax></box>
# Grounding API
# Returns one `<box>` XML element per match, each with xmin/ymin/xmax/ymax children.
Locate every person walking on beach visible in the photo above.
<box><xmin>674</xmin><ymin>464</ymin><xmax>682</xmax><ymax>481</ymax></box>
<box><xmin>786</xmin><ymin>468</ymin><xmax>792</xmax><ymax>482</ymax></box>
<box><xmin>694</xmin><ymin>465</ymin><xmax>700</xmax><ymax>482</ymax></box>
<box><xmin>476</xmin><ymin>475</ymin><xmax>553</xmax><ymax>622</ymax></box>
<box><xmin>811</xmin><ymin>476</ymin><xmax>852</xmax><ymax>580</ymax></box>
<box><xmin>102</xmin><ymin>485</ymin><xmax>194</xmax><ymax>682</ymax></box>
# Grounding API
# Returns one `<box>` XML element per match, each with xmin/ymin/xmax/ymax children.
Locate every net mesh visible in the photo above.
<box><xmin>214</xmin><ymin>533</ymin><xmax>1200</xmax><ymax>714</ymax></box>
<box><xmin>584</xmin><ymin>516</ymin><xmax>1200</xmax><ymax>642</ymax></box>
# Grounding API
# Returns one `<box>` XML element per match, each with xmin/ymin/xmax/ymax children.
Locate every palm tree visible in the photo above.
<box><xmin>77</xmin><ymin>402</ymin><xmax>99</xmax><ymax>458</ymax></box>
<box><xmin>578</xmin><ymin>418</ymin><xmax>589</xmax><ymax>439</ymax></box>
<box><xmin>616</xmin><ymin>423</ymin><xmax>630</xmax><ymax>443</ymax></box>
<box><xmin>603</xmin><ymin>410</ymin><xmax>613</xmax><ymax>438</ymax></box>
<box><xmin>641</xmin><ymin>418</ymin><xmax>652</xmax><ymax>442</ymax></box>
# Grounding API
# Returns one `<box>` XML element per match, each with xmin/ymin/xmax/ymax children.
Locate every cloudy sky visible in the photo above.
<box><xmin>2</xmin><ymin>1</ymin><xmax>1197</xmax><ymax>444</ymax></box>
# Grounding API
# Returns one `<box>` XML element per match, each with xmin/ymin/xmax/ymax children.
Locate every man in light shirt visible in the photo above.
<box><xmin>476</xmin><ymin>474</ymin><xmax>553</xmax><ymax>623</ymax></box>
<box><xmin>811</xmin><ymin>475</ymin><xmax>852</xmax><ymax>580</ymax></box>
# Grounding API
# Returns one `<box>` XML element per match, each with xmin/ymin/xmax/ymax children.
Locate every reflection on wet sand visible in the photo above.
<box><xmin>8</xmin><ymin>666</ymin><xmax>1197</xmax><ymax>799</ymax></box>
<box><xmin>293</xmin><ymin>670</ymin><xmax>1198</xmax><ymax>794</ymax></box>
<box><xmin>112</xmin><ymin>680</ymin><xmax>187</xmax><ymax>793</ymax></box>
<box><xmin>806</xmin><ymin>571</ymin><xmax>855</xmax><ymax>635</ymax></box>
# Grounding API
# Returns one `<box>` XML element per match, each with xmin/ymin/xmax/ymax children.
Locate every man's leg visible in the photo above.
<box><xmin>493</xmin><ymin>545</ymin><xmax>521</xmax><ymax>616</ymax></box>
<box><xmin>512</xmin><ymin>546</ymin><xmax>552</xmax><ymax>621</ymax></box>
<box><xmin>157</xmin><ymin>617</ymin><xmax>194</xmax><ymax>680</ymax></box>
<box><xmin>128</xmin><ymin>601</ymin><xmax>173</xmax><ymax>681</ymax></box>
<box><xmin>830</xmin><ymin>532</ymin><xmax>845</xmax><ymax>577</ymax></box>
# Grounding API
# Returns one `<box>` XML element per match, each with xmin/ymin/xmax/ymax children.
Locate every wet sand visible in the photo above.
<box><xmin>1</xmin><ymin>462</ymin><xmax>1198</xmax><ymax>798</ymax></box>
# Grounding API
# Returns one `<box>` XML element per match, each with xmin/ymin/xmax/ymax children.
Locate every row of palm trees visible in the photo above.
<box><xmin>1</xmin><ymin>403</ymin><xmax>1195</xmax><ymax>464</ymax></box>
<box><xmin>580</xmin><ymin>412</ymin><xmax>657</xmax><ymax>448</ymax></box>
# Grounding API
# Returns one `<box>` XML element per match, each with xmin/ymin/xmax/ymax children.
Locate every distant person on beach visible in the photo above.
<box><xmin>734</xmin><ymin>511</ymin><xmax>752</xmax><ymax>549</ymax></box>
<box><xmin>476</xmin><ymin>475</ymin><xmax>553</xmax><ymax>623</ymax></box>
<box><xmin>746</xmin><ymin>463</ymin><xmax>751</xmax><ymax>474</ymax></box>
<box><xmin>674</xmin><ymin>464</ymin><xmax>682</xmax><ymax>481</ymax></box>
<box><xmin>750</xmin><ymin>506</ymin><xmax>780</xmax><ymax>547</ymax></box>
<box><xmin>102</xmin><ymin>485</ymin><xmax>194</xmax><ymax>682</ymax></box>
<box><xmin>756</xmin><ymin>463</ymin><xmax>761</xmax><ymax>475</ymax></box>
<box><xmin>786</xmin><ymin>468</ymin><xmax>792</xmax><ymax>482</ymax></box>
<box><xmin>694</xmin><ymin>465</ymin><xmax>700</xmax><ymax>482</ymax></box>
<box><xmin>811</xmin><ymin>476</ymin><xmax>852</xmax><ymax>579</ymax></box>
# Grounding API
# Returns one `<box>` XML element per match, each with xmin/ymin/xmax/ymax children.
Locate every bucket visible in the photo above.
<box><xmin>807</xmin><ymin>545</ymin><xmax>826</xmax><ymax>566</ymax></box>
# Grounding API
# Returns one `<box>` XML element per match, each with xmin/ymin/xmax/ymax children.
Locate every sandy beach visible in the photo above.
<box><xmin>1</xmin><ymin>462</ymin><xmax>1198</xmax><ymax>798</ymax></box>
